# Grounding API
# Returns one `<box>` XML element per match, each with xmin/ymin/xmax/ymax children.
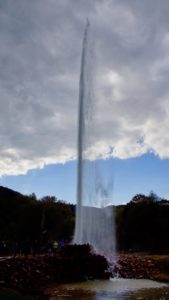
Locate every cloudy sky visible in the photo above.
<box><xmin>1</xmin><ymin>0</ymin><xmax>169</xmax><ymax>204</ymax></box>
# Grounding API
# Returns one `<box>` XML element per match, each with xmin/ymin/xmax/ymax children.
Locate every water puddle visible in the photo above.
<box><xmin>48</xmin><ymin>278</ymin><xmax>169</xmax><ymax>300</ymax></box>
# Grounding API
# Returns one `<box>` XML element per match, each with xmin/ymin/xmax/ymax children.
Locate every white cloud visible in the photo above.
<box><xmin>0</xmin><ymin>0</ymin><xmax>169</xmax><ymax>176</ymax></box>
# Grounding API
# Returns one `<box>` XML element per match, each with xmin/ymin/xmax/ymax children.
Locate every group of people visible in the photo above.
<box><xmin>0</xmin><ymin>239</ymin><xmax>65</xmax><ymax>257</ymax></box>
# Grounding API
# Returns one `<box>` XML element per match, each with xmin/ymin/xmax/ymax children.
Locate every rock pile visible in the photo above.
<box><xmin>1</xmin><ymin>248</ymin><xmax>168</xmax><ymax>295</ymax></box>
<box><xmin>0</xmin><ymin>244</ymin><xmax>110</xmax><ymax>293</ymax></box>
<box><xmin>115</xmin><ymin>254</ymin><xmax>159</xmax><ymax>280</ymax></box>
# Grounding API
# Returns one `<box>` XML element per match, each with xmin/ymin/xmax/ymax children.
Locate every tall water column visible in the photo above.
<box><xmin>73</xmin><ymin>21</ymin><xmax>116</xmax><ymax>261</ymax></box>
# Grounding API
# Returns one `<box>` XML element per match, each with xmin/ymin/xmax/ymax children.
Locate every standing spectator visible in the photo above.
<box><xmin>13</xmin><ymin>241</ymin><xmax>20</xmax><ymax>257</ymax></box>
<box><xmin>53</xmin><ymin>240</ymin><xmax>58</xmax><ymax>253</ymax></box>
<box><xmin>58</xmin><ymin>239</ymin><xmax>64</xmax><ymax>249</ymax></box>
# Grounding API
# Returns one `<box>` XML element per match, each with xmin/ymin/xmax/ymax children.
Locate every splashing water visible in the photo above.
<box><xmin>73</xmin><ymin>20</ymin><xmax>116</xmax><ymax>261</ymax></box>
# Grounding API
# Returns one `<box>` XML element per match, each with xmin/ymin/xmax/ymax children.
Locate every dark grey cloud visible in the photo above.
<box><xmin>0</xmin><ymin>0</ymin><xmax>169</xmax><ymax>175</ymax></box>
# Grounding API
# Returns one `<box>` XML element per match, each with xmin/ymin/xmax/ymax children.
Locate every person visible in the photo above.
<box><xmin>53</xmin><ymin>240</ymin><xmax>58</xmax><ymax>253</ymax></box>
<box><xmin>58</xmin><ymin>239</ymin><xmax>64</xmax><ymax>248</ymax></box>
<box><xmin>47</xmin><ymin>240</ymin><xmax>54</xmax><ymax>254</ymax></box>
<box><xmin>32</xmin><ymin>240</ymin><xmax>39</xmax><ymax>256</ymax></box>
<box><xmin>22</xmin><ymin>239</ymin><xmax>31</xmax><ymax>256</ymax></box>
<box><xmin>13</xmin><ymin>241</ymin><xmax>20</xmax><ymax>257</ymax></box>
<box><xmin>1</xmin><ymin>240</ymin><xmax>7</xmax><ymax>255</ymax></box>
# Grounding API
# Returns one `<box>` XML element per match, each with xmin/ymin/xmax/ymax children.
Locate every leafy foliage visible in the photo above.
<box><xmin>116</xmin><ymin>193</ymin><xmax>169</xmax><ymax>253</ymax></box>
<box><xmin>0</xmin><ymin>186</ymin><xmax>75</xmax><ymax>250</ymax></box>
<box><xmin>1</xmin><ymin>186</ymin><xmax>169</xmax><ymax>254</ymax></box>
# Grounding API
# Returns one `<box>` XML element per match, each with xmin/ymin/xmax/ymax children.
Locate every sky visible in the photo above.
<box><xmin>1</xmin><ymin>0</ymin><xmax>169</xmax><ymax>205</ymax></box>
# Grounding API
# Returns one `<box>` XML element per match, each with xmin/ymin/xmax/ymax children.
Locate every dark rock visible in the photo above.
<box><xmin>0</xmin><ymin>244</ymin><xmax>110</xmax><ymax>293</ymax></box>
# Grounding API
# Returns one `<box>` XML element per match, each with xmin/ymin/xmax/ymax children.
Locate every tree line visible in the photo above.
<box><xmin>116</xmin><ymin>192</ymin><xmax>169</xmax><ymax>253</ymax></box>
<box><xmin>0</xmin><ymin>186</ymin><xmax>74</xmax><ymax>254</ymax></box>
<box><xmin>0</xmin><ymin>186</ymin><xmax>169</xmax><ymax>254</ymax></box>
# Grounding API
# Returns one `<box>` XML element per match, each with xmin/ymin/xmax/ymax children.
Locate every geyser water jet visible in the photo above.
<box><xmin>73</xmin><ymin>20</ymin><xmax>116</xmax><ymax>261</ymax></box>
